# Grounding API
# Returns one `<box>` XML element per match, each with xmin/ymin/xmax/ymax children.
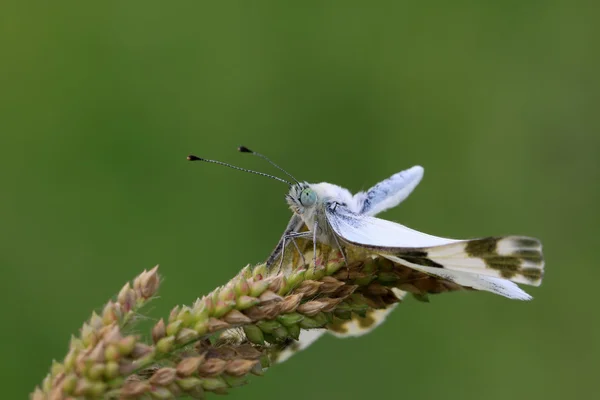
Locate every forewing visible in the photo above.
<box><xmin>353</xmin><ymin>166</ymin><xmax>424</xmax><ymax>216</ymax></box>
<box><xmin>325</xmin><ymin>204</ymin><xmax>543</xmax><ymax>299</ymax></box>
<box><xmin>325</xmin><ymin>203</ymin><xmax>460</xmax><ymax>248</ymax></box>
<box><xmin>391</xmin><ymin>236</ymin><xmax>544</xmax><ymax>286</ymax></box>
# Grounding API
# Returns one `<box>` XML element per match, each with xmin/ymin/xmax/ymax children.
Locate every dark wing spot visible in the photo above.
<box><xmin>486</xmin><ymin>256</ymin><xmax>522</xmax><ymax>272</ymax></box>
<box><xmin>328</xmin><ymin>319</ymin><xmax>349</xmax><ymax>334</ymax></box>
<box><xmin>499</xmin><ymin>269</ymin><xmax>518</xmax><ymax>279</ymax></box>
<box><xmin>513</xmin><ymin>249</ymin><xmax>544</xmax><ymax>264</ymax></box>
<box><xmin>357</xmin><ymin>312</ymin><xmax>377</xmax><ymax>329</ymax></box>
<box><xmin>513</xmin><ymin>237</ymin><xmax>541</xmax><ymax>248</ymax></box>
<box><xmin>398</xmin><ymin>250</ymin><xmax>445</xmax><ymax>268</ymax></box>
<box><xmin>521</xmin><ymin>268</ymin><xmax>544</xmax><ymax>282</ymax></box>
<box><xmin>465</xmin><ymin>237</ymin><xmax>499</xmax><ymax>257</ymax></box>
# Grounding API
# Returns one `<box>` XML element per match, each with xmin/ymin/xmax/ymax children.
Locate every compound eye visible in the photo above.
<box><xmin>300</xmin><ymin>188</ymin><xmax>317</xmax><ymax>207</ymax></box>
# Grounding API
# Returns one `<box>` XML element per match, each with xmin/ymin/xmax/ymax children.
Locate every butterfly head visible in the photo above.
<box><xmin>286</xmin><ymin>183</ymin><xmax>317</xmax><ymax>215</ymax></box>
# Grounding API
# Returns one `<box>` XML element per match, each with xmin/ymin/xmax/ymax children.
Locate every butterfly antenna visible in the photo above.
<box><xmin>238</xmin><ymin>146</ymin><xmax>302</xmax><ymax>185</ymax></box>
<box><xmin>187</xmin><ymin>155</ymin><xmax>292</xmax><ymax>187</ymax></box>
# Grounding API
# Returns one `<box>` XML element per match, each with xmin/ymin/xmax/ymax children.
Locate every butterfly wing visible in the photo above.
<box><xmin>271</xmin><ymin>288</ymin><xmax>407</xmax><ymax>364</ymax></box>
<box><xmin>325</xmin><ymin>202</ymin><xmax>460</xmax><ymax>248</ymax></box>
<box><xmin>352</xmin><ymin>166</ymin><xmax>424</xmax><ymax>216</ymax></box>
<box><xmin>325</xmin><ymin>204</ymin><xmax>543</xmax><ymax>300</ymax></box>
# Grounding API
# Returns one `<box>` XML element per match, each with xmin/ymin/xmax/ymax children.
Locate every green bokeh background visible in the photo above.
<box><xmin>2</xmin><ymin>2</ymin><xmax>598</xmax><ymax>399</ymax></box>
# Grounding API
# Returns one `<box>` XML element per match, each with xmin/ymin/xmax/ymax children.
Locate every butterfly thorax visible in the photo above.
<box><xmin>286</xmin><ymin>182</ymin><xmax>355</xmax><ymax>244</ymax></box>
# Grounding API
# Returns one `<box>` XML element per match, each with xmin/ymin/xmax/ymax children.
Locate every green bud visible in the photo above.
<box><xmin>360</xmin><ymin>259</ymin><xmax>378</xmax><ymax>274</ymax></box>
<box><xmin>192</xmin><ymin>320</ymin><xmax>208</xmax><ymax>336</ymax></box>
<box><xmin>334</xmin><ymin>300</ymin><xmax>352</xmax><ymax>312</ymax></box>
<box><xmin>212</xmin><ymin>299</ymin><xmax>236</xmax><ymax>318</ymax></box>
<box><xmin>176</xmin><ymin>328</ymin><xmax>198</xmax><ymax>345</ymax></box>
<box><xmin>104</xmin><ymin>344</ymin><xmax>120</xmax><ymax>362</ymax></box>
<box><xmin>89</xmin><ymin>311</ymin><xmax>103</xmax><ymax>330</ymax></box>
<box><xmin>201</xmin><ymin>377</ymin><xmax>228</xmax><ymax>391</ymax></box>
<box><xmin>88</xmin><ymin>363</ymin><xmax>106</xmax><ymax>381</ymax></box>
<box><xmin>299</xmin><ymin>312</ymin><xmax>328</xmax><ymax>329</ymax></box>
<box><xmin>348</xmin><ymin>294</ymin><xmax>369</xmax><ymax>316</ymax></box>
<box><xmin>286</xmin><ymin>323</ymin><xmax>301</xmax><ymax>340</ymax></box>
<box><xmin>107</xmin><ymin>377</ymin><xmax>124</xmax><ymax>389</ymax></box>
<box><xmin>259</xmin><ymin>354</ymin><xmax>271</xmax><ymax>369</ymax></box>
<box><xmin>192</xmin><ymin>302</ymin><xmax>209</xmax><ymax>321</ymax></box>
<box><xmin>62</xmin><ymin>373</ymin><xmax>78</xmax><ymax>394</ymax></box>
<box><xmin>177</xmin><ymin>377</ymin><xmax>203</xmax><ymax>391</ymax></box>
<box><xmin>69</xmin><ymin>335</ymin><xmax>85</xmax><ymax>351</ymax></box>
<box><xmin>272</xmin><ymin>325</ymin><xmax>290</xmax><ymax>341</ymax></box>
<box><xmin>50</xmin><ymin>360</ymin><xmax>64</xmax><ymax>377</ymax></box>
<box><xmin>239</xmin><ymin>265</ymin><xmax>253</xmax><ymax>279</ymax></box>
<box><xmin>64</xmin><ymin>348</ymin><xmax>77</xmax><ymax>371</ymax></box>
<box><xmin>249</xmin><ymin>279</ymin><xmax>270</xmax><ymax>297</ymax></box>
<box><xmin>243</xmin><ymin>325</ymin><xmax>265</xmax><ymax>345</ymax></box>
<box><xmin>42</xmin><ymin>374</ymin><xmax>51</xmax><ymax>392</ymax></box>
<box><xmin>304</xmin><ymin>267</ymin><xmax>317</xmax><ymax>281</ymax></box>
<box><xmin>149</xmin><ymin>386</ymin><xmax>174</xmax><ymax>399</ymax></box>
<box><xmin>262</xmin><ymin>332</ymin><xmax>277</xmax><ymax>343</ymax></box>
<box><xmin>256</xmin><ymin>320</ymin><xmax>282</xmax><ymax>334</ymax></box>
<box><xmin>375</xmin><ymin>256</ymin><xmax>395</xmax><ymax>271</ymax></box>
<box><xmin>234</xmin><ymin>278</ymin><xmax>250</xmax><ymax>296</ymax></box>
<box><xmin>166</xmin><ymin>320</ymin><xmax>183</xmax><ymax>337</ymax></box>
<box><xmin>118</xmin><ymin>336</ymin><xmax>137</xmax><ymax>356</ymax></box>
<box><xmin>105</xmin><ymin>361</ymin><xmax>119</xmax><ymax>379</ymax></box>
<box><xmin>88</xmin><ymin>381</ymin><xmax>107</xmax><ymax>397</ymax></box>
<box><xmin>218</xmin><ymin>286</ymin><xmax>236</xmax><ymax>302</ymax></box>
<box><xmin>377</xmin><ymin>271</ymin><xmax>399</xmax><ymax>283</ymax></box>
<box><xmin>285</xmin><ymin>269</ymin><xmax>306</xmax><ymax>292</ymax></box>
<box><xmin>353</xmin><ymin>275</ymin><xmax>375</xmax><ymax>286</ymax></box>
<box><xmin>156</xmin><ymin>336</ymin><xmax>176</xmax><ymax>353</ymax></box>
<box><xmin>177</xmin><ymin>307</ymin><xmax>194</xmax><ymax>327</ymax></box>
<box><xmin>252</xmin><ymin>264</ymin><xmax>267</xmax><ymax>278</ymax></box>
<box><xmin>222</xmin><ymin>374</ymin><xmax>248</xmax><ymax>388</ymax></box>
<box><xmin>276</xmin><ymin>312</ymin><xmax>304</xmax><ymax>327</ymax></box>
<box><xmin>186</xmin><ymin>385</ymin><xmax>206</xmax><ymax>399</ymax></box>
<box><xmin>236</xmin><ymin>295</ymin><xmax>260</xmax><ymax>310</ymax></box>
<box><xmin>325</xmin><ymin>256</ymin><xmax>345</xmax><ymax>274</ymax></box>
<box><xmin>80</xmin><ymin>323</ymin><xmax>95</xmax><ymax>347</ymax></box>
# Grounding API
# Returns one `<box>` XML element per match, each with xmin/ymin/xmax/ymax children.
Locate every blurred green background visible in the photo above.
<box><xmin>1</xmin><ymin>1</ymin><xmax>598</xmax><ymax>399</ymax></box>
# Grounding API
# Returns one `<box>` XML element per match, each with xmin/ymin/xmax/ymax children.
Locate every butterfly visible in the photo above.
<box><xmin>188</xmin><ymin>147</ymin><xmax>544</xmax><ymax>301</ymax></box>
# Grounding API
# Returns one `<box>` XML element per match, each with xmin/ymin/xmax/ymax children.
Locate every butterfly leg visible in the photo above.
<box><xmin>267</xmin><ymin>215</ymin><xmax>305</xmax><ymax>269</ymax></box>
<box><xmin>312</xmin><ymin>221</ymin><xmax>318</xmax><ymax>267</ymax></box>
<box><xmin>277</xmin><ymin>234</ymin><xmax>304</xmax><ymax>273</ymax></box>
<box><xmin>331</xmin><ymin>231</ymin><xmax>348</xmax><ymax>266</ymax></box>
<box><xmin>280</xmin><ymin>231</ymin><xmax>313</xmax><ymax>269</ymax></box>
<box><xmin>276</xmin><ymin>234</ymin><xmax>288</xmax><ymax>273</ymax></box>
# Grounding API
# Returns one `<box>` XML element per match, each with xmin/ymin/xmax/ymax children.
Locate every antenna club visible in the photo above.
<box><xmin>238</xmin><ymin>146</ymin><xmax>252</xmax><ymax>153</ymax></box>
<box><xmin>187</xmin><ymin>155</ymin><xmax>202</xmax><ymax>161</ymax></box>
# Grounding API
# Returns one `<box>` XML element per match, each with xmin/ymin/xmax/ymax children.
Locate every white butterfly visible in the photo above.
<box><xmin>188</xmin><ymin>148</ymin><xmax>544</xmax><ymax>301</ymax></box>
